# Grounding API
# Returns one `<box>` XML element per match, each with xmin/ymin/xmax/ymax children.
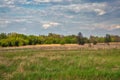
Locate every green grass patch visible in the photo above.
<box><xmin>0</xmin><ymin>48</ymin><xmax>120</xmax><ymax>80</ymax></box>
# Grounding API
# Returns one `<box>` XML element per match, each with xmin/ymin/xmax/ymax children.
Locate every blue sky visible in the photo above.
<box><xmin>0</xmin><ymin>0</ymin><xmax>120</xmax><ymax>36</ymax></box>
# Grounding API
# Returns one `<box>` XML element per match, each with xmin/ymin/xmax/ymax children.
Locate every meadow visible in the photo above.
<box><xmin>0</xmin><ymin>46</ymin><xmax>120</xmax><ymax>80</ymax></box>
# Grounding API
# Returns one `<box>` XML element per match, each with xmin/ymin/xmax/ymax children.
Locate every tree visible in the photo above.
<box><xmin>77</xmin><ymin>32</ymin><xmax>85</xmax><ymax>45</ymax></box>
<box><xmin>105</xmin><ymin>34</ymin><xmax>111</xmax><ymax>45</ymax></box>
<box><xmin>28</xmin><ymin>35</ymin><xmax>38</xmax><ymax>45</ymax></box>
<box><xmin>0</xmin><ymin>32</ymin><xmax>119</xmax><ymax>47</ymax></box>
<box><xmin>111</xmin><ymin>35</ymin><xmax>120</xmax><ymax>42</ymax></box>
<box><xmin>0</xmin><ymin>39</ymin><xmax>9</xmax><ymax>47</ymax></box>
<box><xmin>0</xmin><ymin>33</ymin><xmax>7</xmax><ymax>39</ymax></box>
<box><xmin>60</xmin><ymin>39</ymin><xmax>65</xmax><ymax>45</ymax></box>
<box><xmin>90</xmin><ymin>36</ymin><xmax>97</xmax><ymax>45</ymax></box>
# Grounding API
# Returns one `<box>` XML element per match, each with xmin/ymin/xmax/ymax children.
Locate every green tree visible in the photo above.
<box><xmin>0</xmin><ymin>39</ymin><xmax>9</xmax><ymax>47</ymax></box>
<box><xmin>90</xmin><ymin>36</ymin><xmax>97</xmax><ymax>45</ymax></box>
<box><xmin>0</xmin><ymin>33</ymin><xmax>7</xmax><ymax>39</ymax></box>
<box><xmin>60</xmin><ymin>39</ymin><xmax>65</xmax><ymax>45</ymax></box>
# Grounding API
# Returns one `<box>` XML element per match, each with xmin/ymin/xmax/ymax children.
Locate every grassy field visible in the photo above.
<box><xmin>0</xmin><ymin>48</ymin><xmax>120</xmax><ymax>80</ymax></box>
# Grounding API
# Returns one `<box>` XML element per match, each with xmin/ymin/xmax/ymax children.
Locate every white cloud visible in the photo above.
<box><xmin>0</xmin><ymin>0</ymin><xmax>16</xmax><ymax>8</ymax></box>
<box><xmin>94</xmin><ymin>9</ymin><xmax>106</xmax><ymax>15</ymax></box>
<box><xmin>93</xmin><ymin>24</ymin><xmax>120</xmax><ymax>30</ymax></box>
<box><xmin>18</xmin><ymin>0</ymin><xmax>32</xmax><ymax>4</ymax></box>
<box><xmin>50</xmin><ymin>3</ymin><xmax>106</xmax><ymax>15</ymax></box>
<box><xmin>0</xmin><ymin>20</ymin><xmax>11</xmax><ymax>24</ymax></box>
<box><xmin>42</xmin><ymin>22</ymin><xmax>60</xmax><ymax>29</ymax></box>
<box><xmin>34</xmin><ymin>0</ymin><xmax>62</xmax><ymax>3</ymax></box>
<box><xmin>0</xmin><ymin>18</ymin><xmax>32</xmax><ymax>28</ymax></box>
<box><xmin>0</xmin><ymin>20</ymin><xmax>11</xmax><ymax>28</ymax></box>
<box><xmin>21</xmin><ymin>28</ymin><xmax>27</xmax><ymax>31</ymax></box>
<box><xmin>109</xmin><ymin>25</ymin><xmax>120</xmax><ymax>30</ymax></box>
<box><xmin>4</xmin><ymin>0</ymin><xmax>15</xmax><ymax>5</ymax></box>
<box><xmin>34</xmin><ymin>0</ymin><xmax>51</xmax><ymax>3</ymax></box>
<box><xmin>14</xmin><ymin>19</ymin><xmax>27</xmax><ymax>22</ymax></box>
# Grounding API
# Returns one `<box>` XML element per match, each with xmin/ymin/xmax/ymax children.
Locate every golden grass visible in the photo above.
<box><xmin>0</xmin><ymin>43</ymin><xmax>120</xmax><ymax>51</ymax></box>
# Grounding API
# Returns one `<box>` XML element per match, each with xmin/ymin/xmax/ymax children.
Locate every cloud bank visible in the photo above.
<box><xmin>0</xmin><ymin>0</ymin><xmax>120</xmax><ymax>36</ymax></box>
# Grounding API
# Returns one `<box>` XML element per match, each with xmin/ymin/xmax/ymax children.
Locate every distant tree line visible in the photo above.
<box><xmin>0</xmin><ymin>32</ymin><xmax>120</xmax><ymax>47</ymax></box>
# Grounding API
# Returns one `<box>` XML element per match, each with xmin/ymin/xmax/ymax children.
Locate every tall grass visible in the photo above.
<box><xmin>0</xmin><ymin>48</ymin><xmax>120</xmax><ymax>80</ymax></box>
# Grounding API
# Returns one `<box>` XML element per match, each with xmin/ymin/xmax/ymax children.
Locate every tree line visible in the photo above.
<box><xmin>0</xmin><ymin>32</ymin><xmax>120</xmax><ymax>47</ymax></box>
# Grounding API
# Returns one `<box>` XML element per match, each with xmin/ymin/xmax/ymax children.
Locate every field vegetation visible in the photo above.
<box><xmin>0</xmin><ymin>47</ymin><xmax>120</xmax><ymax>80</ymax></box>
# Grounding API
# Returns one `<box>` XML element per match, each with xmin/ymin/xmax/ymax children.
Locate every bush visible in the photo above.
<box><xmin>93</xmin><ymin>40</ymin><xmax>97</xmax><ymax>45</ymax></box>
<box><xmin>0</xmin><ymin>39</ymin><xmax>9</xmax><ymax>47</ymax></box>
<box><xmin>0</xmin><ymin>38</ymin><xmax>29</xmax><ymax>47</ymax></box>
<box><xmin>60</xmin><ymin>39</ymin><xmax>65</xmax><ymax>45</ymax></box>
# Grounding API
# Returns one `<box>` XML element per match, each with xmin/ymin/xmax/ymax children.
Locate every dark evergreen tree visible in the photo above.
<box><xmin>77</xmin><ymin>32</ymin><xmax>85</xmax><ymax>45</ymax></box>
<box><xmin>105</xmin><ymin>34</ymin><xmax>111</xmax><ymax>45</ymax></box>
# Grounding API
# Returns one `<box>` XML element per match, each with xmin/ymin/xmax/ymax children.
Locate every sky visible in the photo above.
<box><xmin>0</xmin><ymin>0</ymin><xmax>120</xmax><ymax>37</ymax></box>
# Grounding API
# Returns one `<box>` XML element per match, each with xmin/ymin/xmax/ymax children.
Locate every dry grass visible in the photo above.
<box><xmin>0</xmin><ymin>43</ymin><xmax>120</xmax><ymax>51</ymax></box>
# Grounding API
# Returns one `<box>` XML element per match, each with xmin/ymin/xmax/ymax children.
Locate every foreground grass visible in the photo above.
<box><xmin>0</xmin><ymin>48</ymin><xmax>120</xmax><ymax>80</ymax></box>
